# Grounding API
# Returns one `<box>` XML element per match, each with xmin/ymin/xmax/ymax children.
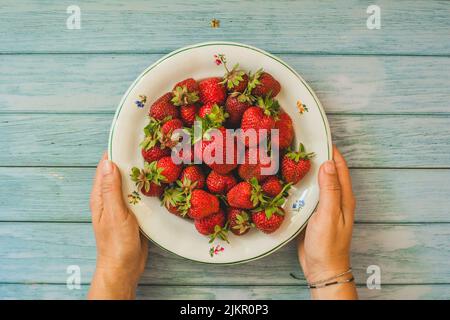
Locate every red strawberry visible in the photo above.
<box><xmin>230</xmin><ymin>73</ymin><xmax>248</xmax><ymax>93</ymax></box>
<box><xmin>140</xmin><ymin>117</ymin><xmax>170</xmax><ymax>161</ymax></box>
<box><xmin>195</xmin><ymin>126</ymin><xmax>237</xmax><ymax>175</ymax></box>
<box><xmin>198</xmin><ymin>103</ymin><xmax>214</xmax><ymax>118</ymax></box>
<box><xmin>227</xmin><ymin>208</ymin><xmax>252</xmax><ymax>236</ymax></box>
<box><xmin>207</xmin><ymin>139</ymin><xmax>238</xmax><ymax>174</ymax></box>
<box><xmin>160</xmin><ymin>118</ymin><xmax>183</xmax><ymax>148</ymax></box>
<box><xmin>149</xmin><ymin>92</ymin><xmax>179</xmax><ymax>120</ymax></box>
<box><xmin>206</xmin><ymin>171</ymin><xmax>237</xmax><ymax>194</ymax></box>
<box><xmin>225</xmin><ymin>95</ymin><xmax>250</xmax><ymax>128</ymax></box>
<box><xmin>141</xmin><ymin>144</ymin><xmax>170</xmax><ymax>163</ymax></box>
<box><xmin>252</xmin><ymin>208</ymin><xmax>285</xmax><ymax>234</ymax></box>
<box><xmin>281</xmin><ymin>143</ymin><xmax>315</xmax><ymax>184</ymax></box>
<box><xmin>173</xmin><ymin>78</ymin><xmax>199</xmax><ymax>93</ymax></box>
<box><xmin>273</xmin><ymin>112</ymin><xmax>294</xmax><ymax>150</ymax></box>
<box><xmin>261</xmin><ymin>176</ymin><xmax>283</xmax><ymax>197</ymax></box>
<box><xmin>198</xmin><ymin>77</ymin><xmax>226</xmax><ymax>105</ymax></box>
<box><xmin>251</xmin><ymin>71</ymin><xmax>281</xmax><ymax>98</ymax></box>
<box><xmin>240</xmin><ymin>96</ymin><xmax>280</xmax><ymax>147</ymax></box>
<box><xmin>161</xmin><ymin>118</ymin><xmax>183</xmax><ymax>136</ymax></box>
<box><xmin>180</xmin><ymin>104</ymin><xmax>198</xmax><ymax>127</ymax></box>
<box><xmin>130</xmin><ymin>164</ymin><xmax>166</xmax><ymax>197</ymax></box>
<box><xmin>226</xmin><ymin>178</ymin><xmax>265</xmax><ymax>209</ymax></box>
<box><xmin>171</xmin><ymin>78</ymin><xmax>199</xmax><ymax>106</ymax></box>
<box><xmin>237</xmin><ymin>147</ymin><xmax>274</xmax><ymax>183</ymax></box>
<box><xmin>156</xmin><ymin>156</ymin><xmax>182</xmax><ymax>183</ymax></box>
<box><xmin>188</xmin><ymin>189</ymin><xmax>220</xmax><ymax>219</ymax></box>
<box><xmin>194</xmin><ymin>209</ymin><xmax>227</xmax><ymax>240</ymax></box>
<box><xmin>176</xmin><ymin>146</ymin><xmax>194</xmax><ymax>164</ymax></box>
<box><xmin>180</xmin><ymin>165</ymin><xmax>206</xmax><ymax>189</ymax></box>
<box><xmin>140</xmin><ymin>183</ymin><xmax>165</xmax><ymax>197</ymax></box>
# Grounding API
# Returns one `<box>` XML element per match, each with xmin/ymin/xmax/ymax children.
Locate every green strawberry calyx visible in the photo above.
<box><xmin>204</xmin><ymin>104</ymin><xmax>229</xmax><ymax>129</ymax></box>
<box><xmin>286</xmin><ymin>143</ymin><xmax>315</xmax><ymax>162</ymax></box>
<box><xmin>130</xmin><ymin>161</ymin><xmax>166</xmax><ymax>193</ymax></box>
<box><xmin>249</xmin><ymin>177</ymin><xmax>267</xmax><ymax>207</ymax></box>
<box><xmin>177</xmin><ymin>177</ymin><xmax>198</xmax><ymax>193</ymax></box>
<box><xmin>217</xmin><ymin>54</ymin><xmax>247</xmax><ymax>92</ymax></box>
<box><xmin>209</xmin><ymin>223</ymin><xmax>229</xmax><ymax>244</ymax></box>
<box><xmin>171</xmin><ymin>85</ymin><xmax>199</xmax><ymax>106</ymax></box>
<box><xmin>229</xmin><ymin>91</ymin><xmax>253</xmax><ymax>104</ymax></box>
<box><xmin>257</xmin><ymin>94</ymin><xmax>280</xmax><ymax>119</ymax></box>
<box><xmin>189</xmin><ymin>105</ymin><xmax>229</xmax><ymax>144</ymax></box>
<box><xmin>161</xmin><ymin>184</ymin><xmax>191</xmax><ymax>217</ymax></box>
<box><xmin>232</xmin><ymin>211</ymin><xmax>254</xmax><ymax>234</ymax></box>
<box><xmin>140</xmin><ymin>116</ymin><xmax>170</xmax><ymax>150</ymax></box>
<box><xmin>254</xmin><ymin>182</ymin><xmax>292</xmax><ymax>219</ymax></box>
<box><xmin>161</xmin><ymin>185</ymin><xmax>184</xmax><ymax>207</ymax></box>
<box><xmin>246</xmin><ymin>68</ymin><xmax>263</xmax><ymax>93</ymax></box>
<box><xmin>235</xmin><ymin>68</ymin><xmax>263</xmax><ymax>103</ymax></box>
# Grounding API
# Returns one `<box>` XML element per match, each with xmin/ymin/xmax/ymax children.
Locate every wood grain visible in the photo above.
<box><xmin>1</xmin><ymin>283</ymin><xmax>449</xmax><ymax>300</ymax></box>
<box><xmin>1</xmin><ymin>0</ymin><xmax>449</xmax><ymax>55</ymax></box>
<box><xmin>0</xmin><ymin>54</ymin><xmax>449</xmax><ymax>113</ymax></box>
<box><xmin>1</xmin><ymin>114</ymin><xmax>449</xmax><ymax>167</ymax></box>
<box><xmin>1</xmin><ymin>223</ymin><xmax>449</xmax><ymax>285</ymax></box>
<box><xmin>1</xmin><ymin>167</ymin><xmax>449</xmax><ymax>223</ymax></box>
<box><xmin>1</xmin><ymin>0</ymin><xmax>449</xmax><ymax>301</ymax></box>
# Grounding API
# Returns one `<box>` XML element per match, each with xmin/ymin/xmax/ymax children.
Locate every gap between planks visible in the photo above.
<box><xmin>1</xmin><ymin>282</ymin><xmax>449</xmax><ymax>287</ymax></box>
<box><xmin>0</xmin><ymin>52</ymin><xmax>449</xmax><ymax>58</ymax></box>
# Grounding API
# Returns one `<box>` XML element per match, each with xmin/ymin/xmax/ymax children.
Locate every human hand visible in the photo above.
<box><xmin>88</xmin><ymin>153</ymin><xmax>148</xmax><ymax>300</ymax></box>
<box><xmin>298</xmin><ymin>146</ymin><xmax>357</xmax><ymax>299</ymax></box>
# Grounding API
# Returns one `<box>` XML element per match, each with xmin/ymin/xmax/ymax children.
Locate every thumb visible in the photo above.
<box><xmin>317</xmin><ymin>160</ymin><xmax>341</xmax><ymax>219</ymax></box>
<box><xmin>99</xmin><ymin>159</ymin><xmax>128</xmax><ymax>220</ymax></box>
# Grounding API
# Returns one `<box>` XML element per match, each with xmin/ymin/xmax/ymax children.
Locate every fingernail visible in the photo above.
<box><xmin>101</xmin><ymin>160</ymin><xmax>113</xmax><ymax>175</ymax></box>
<box><xmin>324</xmin><ymin>160</ymin><xmax>336</xmax><ymax>174</ymax></box>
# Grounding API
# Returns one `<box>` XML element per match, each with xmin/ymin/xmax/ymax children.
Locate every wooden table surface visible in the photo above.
<box><xmin>0</xmin><ymin>0</ymin><xmax>449</xmax><ymax>299</ymax></box>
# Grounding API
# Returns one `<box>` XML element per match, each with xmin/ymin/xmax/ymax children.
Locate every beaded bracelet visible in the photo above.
<box><xmin>308</xmin><ymin>276</ymin><xmax>355</xmax><ymax>289</ymax></box>
<box><xmin>307</xmin><ymin>268</ymin><xmax>353</xmax><ymax>289</ymax></box>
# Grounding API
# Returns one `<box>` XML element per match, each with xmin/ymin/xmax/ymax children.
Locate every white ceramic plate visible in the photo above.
<box><xmin>109</xmin><ymin>42</ymin><xmax>332</xmax><ymax>264</ymax></box>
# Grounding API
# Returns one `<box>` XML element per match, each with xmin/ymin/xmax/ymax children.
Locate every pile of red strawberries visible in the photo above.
<box><xmin>130</xmin><ymin>54</ymin><xmax>314</xmax><ymax>242</ymax></box>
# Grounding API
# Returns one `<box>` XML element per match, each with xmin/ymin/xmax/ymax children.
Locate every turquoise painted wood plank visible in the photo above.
<box><xmin>0</xmin><ymin>0</ymin><xmax>449</xmax><ymax>55</ymax></box>
<box><xmin>1</xmin><ymin>223</ymin><xmax>449</xmax><ymax>285</ymax></box>
<box><xmin>1</xmin><ymin>114</ymin><xmax>449</xmax><ymax>167</ymax></box>
<box><xmin>1</xmin><ymin>54</ymin><xmax>449</xmax><ymax>114</ymax></box>
<box><xmin>1</xmin><ymin>284</ymin><xmax>449</xmax><ymax>300</ymax></box>
<box><xmin>1</xmin><ymin>168</ymin><xmax>449</xmax><ymax>223</ymax></box>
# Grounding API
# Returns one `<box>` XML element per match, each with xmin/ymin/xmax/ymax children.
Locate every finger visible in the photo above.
<box><xmin>333</xmin><ymin>146</ymin><xmax>356</xmax><ymax>225</ymax></box>
<box><xmin>90</xmin><ymin>152</ymin><xmax>108</xmax><ymax>223</ymax></box>
<box><xmin>316</xmin><ymin>160</ymin><xmax>342</xmax><ymax>222</ymax></box>
<box><xmin>100</xmin><ymin>159</ymin><xmax>129</xmax><ymax>221</ymax></box>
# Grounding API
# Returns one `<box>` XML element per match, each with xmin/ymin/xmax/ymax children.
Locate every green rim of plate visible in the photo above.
<box><xmin>108</xmin><ymin>41</ymin><xmax>332</xmax><ymax>265</ymax></box>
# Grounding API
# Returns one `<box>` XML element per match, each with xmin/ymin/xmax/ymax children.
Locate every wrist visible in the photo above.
<box><xmin>306</xmin><ymin>266</ymin><xmax>350</xmax><ymax>283</ymax></box>
<box><xmin>310</xmin><ymin>276</ymin><xmax>358</xmax><ymax>300</ymax></box>
<box><xmin>303</xmin><ymin>257</ymin><xmax>350</xmax><ymax>283</ymax></box>
<box><xmin>88</xmin><ymin>267</ymin><xmax>138</xmax><ymax>300</ymax></box>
